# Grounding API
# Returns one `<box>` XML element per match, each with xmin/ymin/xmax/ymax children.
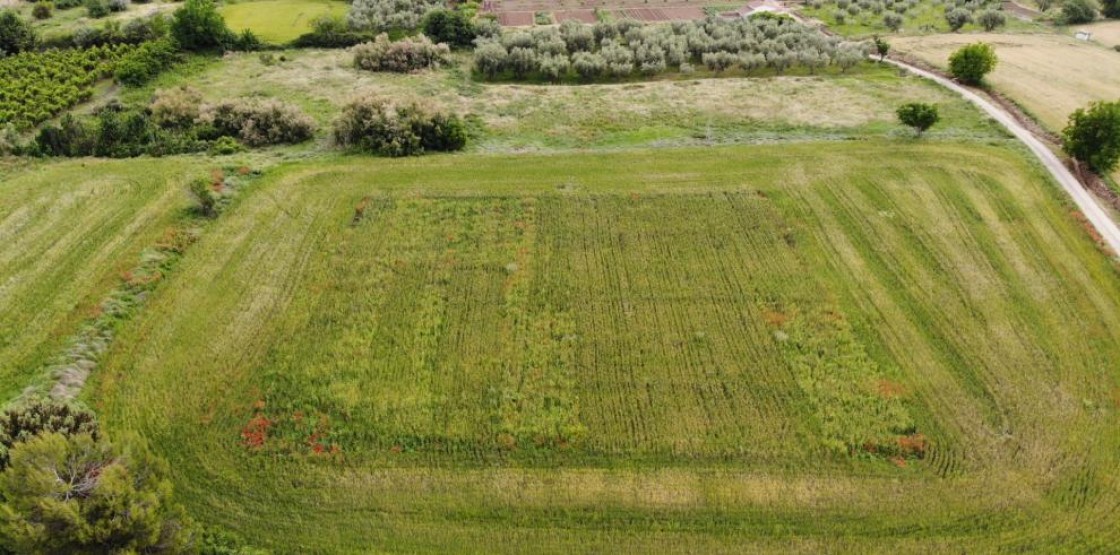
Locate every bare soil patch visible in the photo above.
<box><xmin>554</xmin><ymin>9</ymin><xmax>598</xmax><ymax>22</ymax></box>
<box><xmin>499</xmin><ymin>11</ymin><xmax>536</xmax><ymax>25</ymax></box>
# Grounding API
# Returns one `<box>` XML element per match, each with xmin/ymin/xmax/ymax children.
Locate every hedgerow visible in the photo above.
<box><xmin>30</xmin><ymin>94</ymin><xmax>315</xmax><ymax>157</ymax></box>
<box><xmin>473</xmin><ymin>18</ymin><xmax>868</xmax><ymax>82</ymax></box>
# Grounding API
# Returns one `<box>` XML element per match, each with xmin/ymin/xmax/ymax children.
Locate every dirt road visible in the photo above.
<box><xmin>883</xmin><ymin>58</ymin><xmax>1120</xmax><ymax>257</ymax></box>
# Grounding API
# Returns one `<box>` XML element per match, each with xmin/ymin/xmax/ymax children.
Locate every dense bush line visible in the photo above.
<box><xmin>334</xmin><ymin>95</ymin><xmax>466</xmax><ymax>156</ymax></box>
<box><xmin>28</xmin><ymin>92</ymin><xmax>315</xmax><ymax>157</ymax></box>
<box><xmin>0</xmin><ymin>44</ymin><xmax>133</xmax><ymax>129</ymax></box>
<box><xmin>353</xmin><ymin>33</ymin><xmax>450</xmax><ymax>72</ymax></box>
<box><xmin>474</xmin><ymin>18</ymin><xmax>868</xmax><ymax>82</ymax></box>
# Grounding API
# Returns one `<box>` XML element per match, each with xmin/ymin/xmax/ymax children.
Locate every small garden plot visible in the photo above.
<box><xmin>219</xmin><ymin>0</ymin><xmax>348</xmax><ymax>43</ymax></box>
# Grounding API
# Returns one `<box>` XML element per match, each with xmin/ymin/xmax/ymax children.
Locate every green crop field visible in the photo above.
<box><xmin>0</xmin><ymin>158</ymin><xmax>199</xmax><ymax>402</ymax></box>
<box><xmin>60</xmin><ymin>141</ymin><xmax>1120</xmax><ymax>552</ymax></box>
<box><xmin>219</xmin><ymin>0</ymin><xmax>349</xmax><ymax>44</ymax></box>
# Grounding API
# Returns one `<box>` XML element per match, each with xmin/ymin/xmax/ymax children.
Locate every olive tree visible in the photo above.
<box><xmin>572</xmin><ymin>51</ymin><xmax>606</xmax><ymax>79</ymax></box>
<box><xmin>883</xmin><ymin>12</ymin><xmax>904</xmax><ymax>31</ymax></box>
<box><xmin>977</xmin><ymin>9</ymin><xmax>1006</xmax><ymax>30</ymax></box>
<box><xmin>945</xmin><ymin>7</ymin><xmax>972</xmax><ymax>30</ymax></box>
<box><xmin>474</xmin><ymin>41</ymin><xmax>508</xmax><ymax>79</ymax></box>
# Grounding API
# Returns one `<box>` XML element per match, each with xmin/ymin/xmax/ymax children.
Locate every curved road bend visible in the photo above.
<box><xmin>881</xmin><ymin>58</ymin><xmax>1120</xmax><ymax>256</ymax></box>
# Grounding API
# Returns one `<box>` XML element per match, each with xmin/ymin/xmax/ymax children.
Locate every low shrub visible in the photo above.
<box><xmin>197</xmin><ymin>98</ymin><xmax>316</xmax><ymax>146</ymax></box>
<box><xmin>108</xmin><ymin>0</ymin><xmax>128</xmax><ymax>12</ymax></box>
<box><xmin>188</xmin><ymin>176</ymin><xmax>220</xmax><ymax>216</ymax></box>
<box><xmin>353</xmin><ymin>33</ymin><xmax>450</xmax><ymax>72</ymax></box>
<box><xmin>208</xmin><ymin>135</ymin><xmax>245</xmax><ymax>155</ymax></box>
<box><xmin>232</xmin><ymin>28</ymin><xmax>263</xmax><ymax>51</ymax></box>
<box><xmin>333</xmin><ymin>96</ymin><xmax>467</xmax><ymax>156</ymax></box>
<box><xmin>32</xmin><ymin>2</ymin><xmax>53</xmax><ymax>20</ymax></box>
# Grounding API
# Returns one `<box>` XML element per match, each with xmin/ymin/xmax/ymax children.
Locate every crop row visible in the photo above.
<box><xmin>0</xmin><ymin>44</ymin><xmax>134</xmax><ymax>129</ymax></box>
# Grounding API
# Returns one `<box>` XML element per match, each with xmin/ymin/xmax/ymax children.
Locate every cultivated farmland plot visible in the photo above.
<box><xmin>67</xmin><ymin>142</ymin><xmax>1120</xmax><ymax>552</ymax></box>
<box><xmin>0</xmin><ymin>159</ymin><xmax>197</xmax><ymax>401</ymax></box>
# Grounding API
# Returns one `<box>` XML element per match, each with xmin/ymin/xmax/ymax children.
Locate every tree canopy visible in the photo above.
<box><xmin>948</xmin><ymin>42</ymin><xmax>997</xmax><ymax>85</ymax></box>
<box><xmin>1063</xmin><ymin>100</ymin><xmax>1120</xmax><ymax>174</ymax></box>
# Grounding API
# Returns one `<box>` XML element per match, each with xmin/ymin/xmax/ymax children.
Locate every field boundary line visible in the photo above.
<box><xmin>881</xmin><ymin>57</ymin><xmax>1120</xmax><ymax>257</ymax></box>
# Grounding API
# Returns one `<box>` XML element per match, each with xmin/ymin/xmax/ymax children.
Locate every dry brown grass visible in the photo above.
<box><xmin>1081</xmin><ymin>21</ymin><xmax>1120</xmax><ymax>48</ymax></box>
<box><xmin>894</xmin><ymin>32</ymin><xmax>1120</xmax><ymax>132</ymax></box>
<box><xmin>895</xmin><ymin>31</ymin><xmax>1120</xmax><ymax>182</ymax></box>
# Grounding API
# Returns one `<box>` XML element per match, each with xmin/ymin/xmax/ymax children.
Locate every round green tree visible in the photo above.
<box><xmin>897</xmin><ymin>103</ymin><xmax>940</xmax><ymax>136</ymax></box>
<box><xmin>948</xmin><ymin>42</ymin><xmax>997</xmax><ymax>85</ymax></box>
<box><xmin>171</xmin><ymin>0</ymin><xmax>231</xmax><ymax>51</ymax></box>
<box><xmin>1063</xmin><ymin>100</ymin><xmax>1120</xmax><ymax>174</ymax></box>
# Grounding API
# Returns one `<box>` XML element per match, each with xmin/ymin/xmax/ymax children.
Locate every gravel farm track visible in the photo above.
<box><xmin>883</xmin><ymin>57</ymin><xmax>1120</xmax><ymax>256</ymax></box>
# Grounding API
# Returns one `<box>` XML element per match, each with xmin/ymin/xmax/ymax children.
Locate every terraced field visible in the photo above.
<box><xmin>0</xmin><ymin>159</ymin><xmax>197</xmax><ymax>401</ymax></box>
<box><xmin>76</xmin><ymin>142</ymin><xmax>1120</xmax><ymax>552</ymax></box>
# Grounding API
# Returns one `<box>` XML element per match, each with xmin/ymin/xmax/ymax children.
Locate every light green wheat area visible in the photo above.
<box><xmin>219</xmin><ymin>0</ymin><xmax>349</xmax><ymax>44</ymax></box>
<box><xmin>47</xmin><ymin>142</ymin><xmax>1119</xmax><ymax>552</ymax></box>
<box><xmin>0</xmin><ymin>159</ymin><xmax>197</xmax><ymax>401</ymax></box>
